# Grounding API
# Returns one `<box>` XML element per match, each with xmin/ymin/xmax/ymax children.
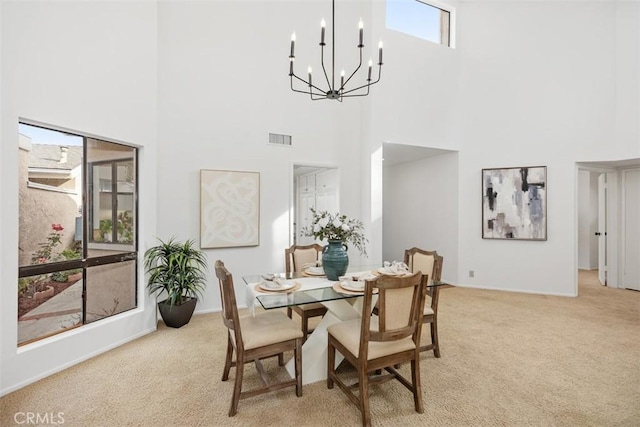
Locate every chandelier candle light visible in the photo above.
<box><xmin>289</xmin><ymin>0</ymin><xmax>383</xmax><ymax>101</ymax></box>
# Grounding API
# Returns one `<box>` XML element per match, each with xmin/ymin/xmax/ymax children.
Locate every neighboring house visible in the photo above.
<box><xmin>18</xmin><ymin>134</ymin><xmax>82</xmax><ymax>266</ymax></box>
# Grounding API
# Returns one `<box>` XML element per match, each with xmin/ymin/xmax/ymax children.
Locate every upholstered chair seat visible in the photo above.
<box><xmin>327</xmin><ymin>317</ymin><xmax>416</xmax><ymax>360</ymax></box>
<box><xmin>238</xmin><ymin>312</ymin><xmax>303</xmax><ymax>350</ymax></box>
<box><xmin>327</xmin><ymin>271</ymin><xmax>429</xmax><ymax>427</ymax></box>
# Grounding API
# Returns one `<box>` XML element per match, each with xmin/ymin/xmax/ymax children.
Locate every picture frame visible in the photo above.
<box><xmin>200</xmin><ymin>169</ymin><xmax>260</xmax><ymax>248</ymax></box>
<box><xmin>482</xmin><ymin>166</ymin><xmax>547</xmax><ymax>241</ymax></box>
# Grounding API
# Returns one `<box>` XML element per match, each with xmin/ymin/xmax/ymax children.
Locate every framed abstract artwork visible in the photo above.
<box><xmin>482</xmin><ymin>166</ymin><xmax>547</xmax><ymax>240</ymax></box>
<box><xmin>200</xmin><ymin>169</ymin><xmax>260</xmax><ymax>248</ymax></box>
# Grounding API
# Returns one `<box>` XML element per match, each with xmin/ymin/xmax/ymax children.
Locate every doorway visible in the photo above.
<box><xmin>292</xmin><ymin>165</ymin><xmax>339</xmax><ymax>246</ymax></box>
<box><xmin>576</xmin><ymin>159</ymin><xmax>640</xmax><ymax>293</ymax></box>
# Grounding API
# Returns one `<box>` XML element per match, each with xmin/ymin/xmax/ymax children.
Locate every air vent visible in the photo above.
<box><xmin>269</xmin><ymin>133</ymin><xmax>292</xmax><ymax>146</ymax></box>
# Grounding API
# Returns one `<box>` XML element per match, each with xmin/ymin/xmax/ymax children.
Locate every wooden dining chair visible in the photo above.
<box><xmin>285</xmin><ymin>244</ymin><xmax>328</xmax><ymax>343</ymax></box>
<box><xmin>214</xmin><ymin>260</ymin><xmax>303</xmax><ymax>416</ymax></box>
<box><xmin>327</xmin><ymin>271</ymin><xmax>429</xmax><ymax>427</ymax></box>
<box><xmin>404</xmin><ymin>247</ymin><xmax>444</xmax><ymax>357</ymax></box>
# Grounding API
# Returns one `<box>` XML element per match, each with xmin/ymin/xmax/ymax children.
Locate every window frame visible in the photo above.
<box><xmin>17</xmin><ymin>119</ymin><xmax>139</xmax><ymax>346</ymax></box>
<box><xmin>386</xmin><ymin>0</ymin><xmax>457</xmax><ymax>49</ymax></box>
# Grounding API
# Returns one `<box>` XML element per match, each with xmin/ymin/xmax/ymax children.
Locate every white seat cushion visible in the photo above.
<box><xmin>240</xmin><ymin>311</ymin><xmax>303</xmax><ymax>350</ymax></box>
<box><xmin>328</xmin><ymin>317</ymin><xmax>416</xmax><ymax>360</ymax></box>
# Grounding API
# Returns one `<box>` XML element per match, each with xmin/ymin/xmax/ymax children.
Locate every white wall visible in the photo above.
<box><xmin>373</xmin><ymin>1</ymin><xmax>637</xmax><ymax>296</ymax></box>
<box><xmin>1</xmin><ymin>1</ymin><xmax>158</xmax><ymax>395</ymax></box>
<box><xmin>367</xmin><ymin>0</ymin><xmax>461</xmax><ymax>271</ymax></box>
<box><xmin>454</xmin><ymin>1</ymin><xmax>638</xmax><ymax>296</ymax></box>
<box><xmin>615</xmin><ymin>3</ymin><xmax>640</xmax><ymax>155</ymax></box>
<box><xmin>383</xmin><ymin>151</ymin><xmax>459</xmax><ymax>283</ymax></box>
<box><xmin>156</xmin><ymin>0</ymin><xmax>371</xmax><ymax>314</ymax></box>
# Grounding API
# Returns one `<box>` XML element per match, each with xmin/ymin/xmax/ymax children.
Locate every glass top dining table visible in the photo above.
<box><xmin>242</xmin><ymin>265</ymin><xmax>448</xmax><ymax>311</ymax></box>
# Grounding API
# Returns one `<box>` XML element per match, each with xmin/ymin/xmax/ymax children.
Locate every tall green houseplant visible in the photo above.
<box><xmin>144</xmin><ymin>237</ymin><xmax>208</xmax><ymax>328</ymax></box>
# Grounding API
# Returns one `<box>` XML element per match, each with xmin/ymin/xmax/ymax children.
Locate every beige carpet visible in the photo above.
<box><xmin>2</xmin><ymin>270</ymin><xmax>639</xmax><ymax>426</ymax></box>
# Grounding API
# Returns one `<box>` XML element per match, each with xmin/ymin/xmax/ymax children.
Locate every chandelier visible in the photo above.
<box><xmin>288</xmin><ymin>0</ymin><xmax>383</xmax><ymax>101</ymax></box>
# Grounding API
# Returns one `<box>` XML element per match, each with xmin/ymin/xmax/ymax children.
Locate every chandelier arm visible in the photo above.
<box><xmin>291</xmin><ymin>78</ymin><xmax>329</xmax><ymax>99</ymax></box>
<box><xmin>340</xmin><ymin>48</ymin><xmax>363</xmax><ymax>92</ymax></box>
<box><xmin>310</xmin><ymin>92</ymin><xmax>328</xmax><ymax>100</ymax></box>
<box><xmin>367</xmin><ymin>64</ymin><xmax>382</xmax><ymax>86</ymax></box>
<box><xmin>341</xmin><ymin>92</ymin><xmax>372</xmax><ymax>98</ymax></box>
<box><xmin>320</xmin><ymin>44</ymin><xmax>332</xmax><ymax>90</ymax></box>
<box><xmin>340</xmin><ymin>85</ymin><xmax>369</xmax><ymax>97</ymax></box>
<box><xmin>291</xmin><ymin>72</ymin><xmax>327</xmax><ymax>95</ymax></box>
<box><xmin>341</xmin><ymin>65</ymin><xmax>382</xmax><ymax>96</ymax></box>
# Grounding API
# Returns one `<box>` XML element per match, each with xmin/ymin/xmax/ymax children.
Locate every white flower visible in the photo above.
<box><xmin>313</xmin><ymin>224</ymin><xmax>321</xmax><ymax>232</ymax></box>
<box><xmin>319</xmin><ymin>217</ymin><xmax>330</xmax><ymax>228</ymax></box>
<box><xmin>341</xmin><ymin>224</ymin><xmax>350</xmax><ymax>231</ymax></box>
<box><xmin>332</xmin><ymin>218</ymin><xmax>342</xmax><ymax>228</ymax></box>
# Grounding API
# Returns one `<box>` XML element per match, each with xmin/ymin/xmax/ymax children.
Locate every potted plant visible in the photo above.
<box><xmin>143</xmin><ymin>237</ymin><xmax>208</xmax><ymax>328</ymax></box>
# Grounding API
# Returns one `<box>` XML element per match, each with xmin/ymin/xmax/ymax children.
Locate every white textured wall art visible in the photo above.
<box><xmin>200</xmin><ymin>170</ymin><xmax>260</xmax><ymax>248</ymax></box>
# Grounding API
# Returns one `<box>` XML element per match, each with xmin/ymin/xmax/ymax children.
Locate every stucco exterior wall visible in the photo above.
<box><xmin>19</xmin><ymin>146</ymin><xmax>80</xmax><ymax>266</ymax></box>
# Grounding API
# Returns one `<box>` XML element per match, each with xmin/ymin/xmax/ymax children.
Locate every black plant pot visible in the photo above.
<box><xmin>158</xmin><ymin>297</ymin><xmax>197</xmax><ymax>328</ymax></box>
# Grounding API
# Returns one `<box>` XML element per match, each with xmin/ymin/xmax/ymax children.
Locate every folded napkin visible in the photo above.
<box><xmin>339</xmin><ymin>271</ymin><xmax>377</xmax><ymax>282</ymax></box>
<box><xmin>380</xmin><ymin>260</ymin><xmax>410</xmax><ymax>275</ymax></box>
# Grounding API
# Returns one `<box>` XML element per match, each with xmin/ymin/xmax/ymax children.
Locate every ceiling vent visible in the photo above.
<box><xmin>269</xmin><ymin>133</ymin><xmax>292</xmax><ymax>146</ymax></box>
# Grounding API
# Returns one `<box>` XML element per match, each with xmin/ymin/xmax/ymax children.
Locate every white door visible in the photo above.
<box><xmin>597</xmin><ymin>173</ymin><xmax>607</xmax><ymax>286</ymax></box>
<box><xmin>623</xmin><ymin>170</ymin><xmax>640</xmax><ymax>290</ymax></box>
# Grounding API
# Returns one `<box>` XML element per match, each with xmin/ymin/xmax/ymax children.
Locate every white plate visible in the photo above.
<box><xmin>304</xmin><ymin>266</ymin><xmax>326</xmax><ymax>276</ymax></box>
<box><xmin>339</xmin><ymin>280</ymin><xmax>366</xmax><ymax>292</ymax></box>
<box><xmin>259</xmin><ymin>281</ymin><xmax>295</xmax><ymax>292</ymax></box>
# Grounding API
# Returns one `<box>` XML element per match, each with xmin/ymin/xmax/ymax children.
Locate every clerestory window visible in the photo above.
<box><xmin>386</xmin><ymin>0</ymin><xmax>455</xmax><ymax>48</ymax></box>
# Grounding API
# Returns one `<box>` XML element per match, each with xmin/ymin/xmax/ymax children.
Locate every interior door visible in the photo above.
<box><xmin>623</xmin><ymin>170</ymin><xmax>640</xmax><ymax>290</ymax></box>
<box><xmin>597</xmin><ymin>173</ymin><xmax>607</xmax><ymax>286</ymax></box>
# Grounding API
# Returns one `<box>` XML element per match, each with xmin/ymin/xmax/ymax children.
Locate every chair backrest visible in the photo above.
<box><xmin>214</xmin><ymin>260</ymin><xmax>244</xmax><ymax>350</ymax></box>
<box><xmin>360</xmin><ymin>271</ymin><xmax>428</xmax><ymax>358</ymax></box>
<box><xmin>404</xmin><ymin>247</ymin><xmax>443</xmax><ymax>284</ymax></box>
<box><xmin>285</xmin><ymin>243</ymin><xmax>323</xmax><ymax>273</ymax></box>
<box><xmin>404</xmin><ymin>247</ymin><xmax>443</xmax><ymax>310</ymax></box>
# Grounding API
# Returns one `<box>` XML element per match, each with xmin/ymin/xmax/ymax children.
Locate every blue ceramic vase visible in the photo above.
<box><xmin>322</xmin><ymin>240</ymin><xmax>349</xmax><ymax>280</ymax></box>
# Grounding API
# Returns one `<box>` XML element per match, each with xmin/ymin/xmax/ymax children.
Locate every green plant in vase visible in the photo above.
<box><xmin>301</xmin><ymin>208</ymin><xmax>368</xmax><ymax>280</ymax></box>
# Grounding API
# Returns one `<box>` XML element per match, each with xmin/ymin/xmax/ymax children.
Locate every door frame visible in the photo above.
<box><xmin>575</xmin><ymin>165</ymin><xmax>619</xmax><ymax>294</ymax></box>
<box><xmin>621</xmin><ymin>168</ymin><xmax>640</xmax><ymax>290</ymax></box>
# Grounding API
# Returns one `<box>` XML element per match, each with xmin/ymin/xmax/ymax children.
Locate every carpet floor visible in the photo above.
<box><xmin>1</xmin><ymin>270</ymin><xmax>639</xmax><ymax>426</ymax></box>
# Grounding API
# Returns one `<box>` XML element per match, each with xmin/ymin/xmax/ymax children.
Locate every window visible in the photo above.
<box><xmin>386</xmin><ymin>0</ymin><xmax>454</xmax><ymax>48</ymax></box>
<box><xmin>17</xmin><ymin>122</ymin><xmax>138</xmax><ymax>345</ymax></box>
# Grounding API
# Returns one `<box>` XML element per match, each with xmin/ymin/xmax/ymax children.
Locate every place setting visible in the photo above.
<box><xmin>375</xmin><ymin>260</ymin><xmax>411</xmax><ymax>277</ymax></box>
<box><xmin>255</xmin><ymin>275</ymin><xmax>301</xmax><ymax>293</ymax></box>
<box><xmin>302</xmin><ymin>262</ymin><xmax>326</xmax><ymax>277</ymax></box>
<box><xmin>333</xmin><ymin>271</ymin><xmax>378</xmax><ymax>295</ymax></box>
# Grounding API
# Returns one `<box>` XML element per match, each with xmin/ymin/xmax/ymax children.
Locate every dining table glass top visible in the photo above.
<box><xmin>242</xmin><ymin>265</ymin><xmax>448</xmax><ymax>311</ymax></box>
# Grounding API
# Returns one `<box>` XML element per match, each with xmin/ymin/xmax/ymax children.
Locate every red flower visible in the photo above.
<box><xmin>51</xmin><ymin>224</ymin><xmax>64</xmax><ymax>232</ymax></box>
